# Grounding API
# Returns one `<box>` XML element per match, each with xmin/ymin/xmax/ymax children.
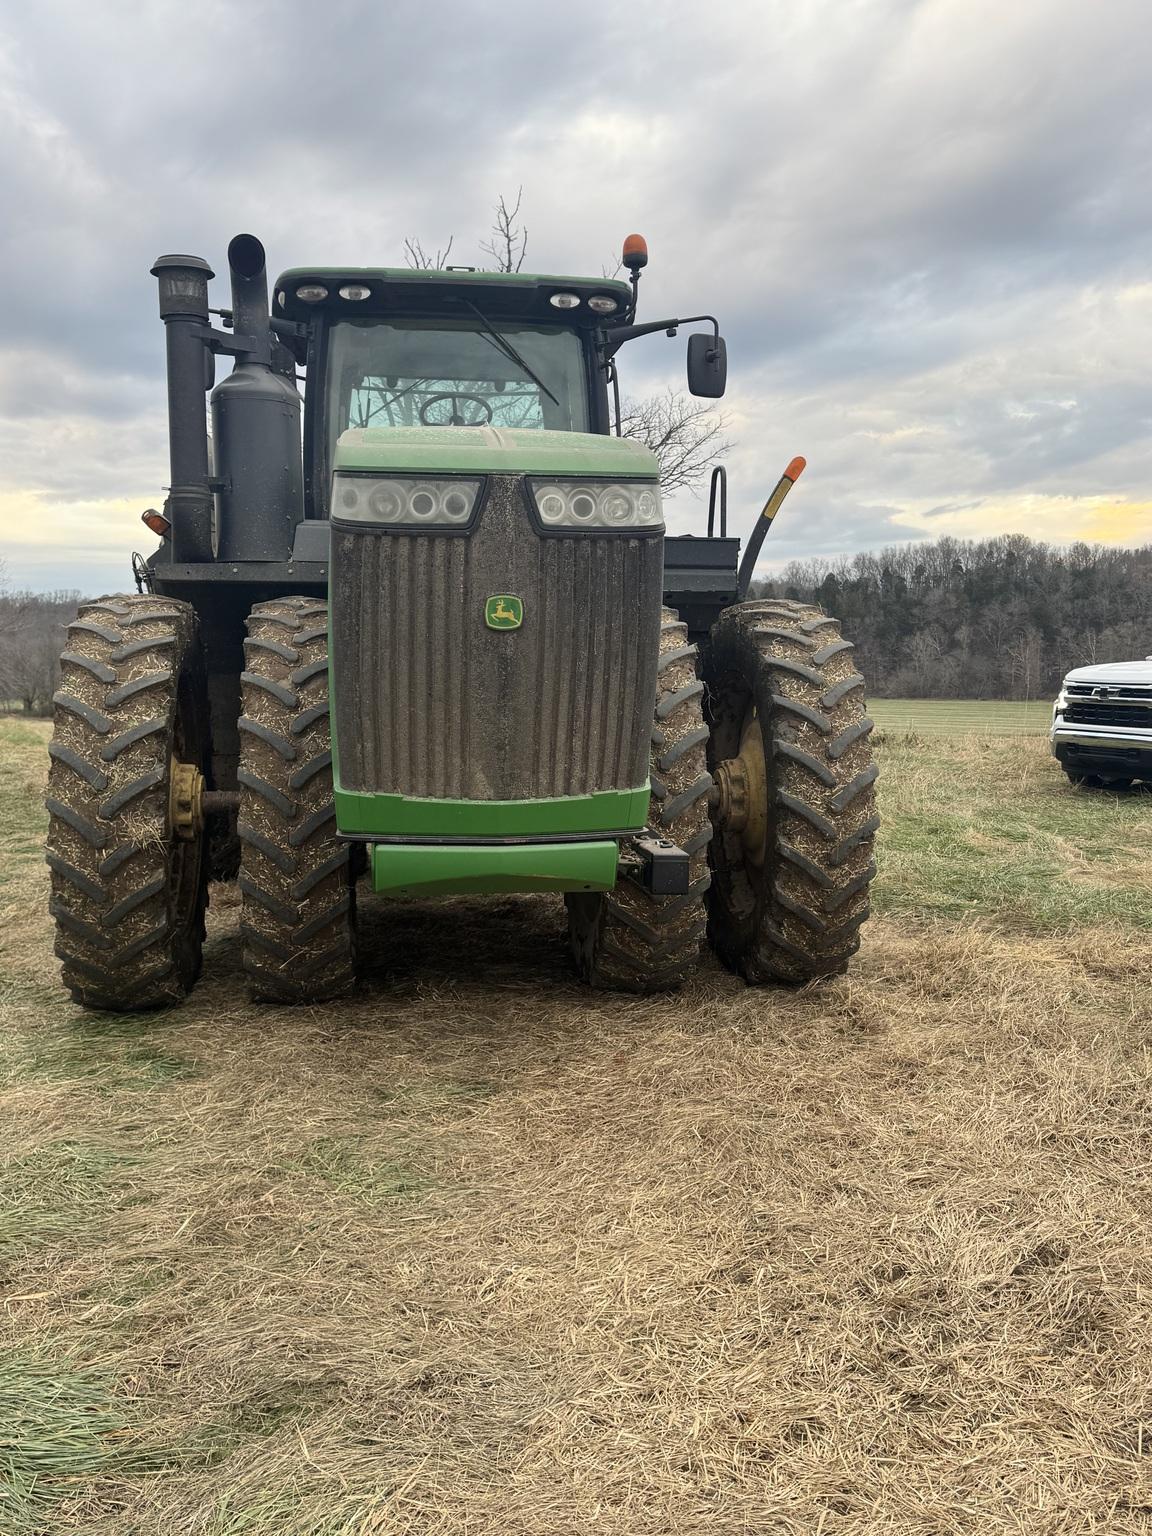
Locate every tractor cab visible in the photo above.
<box><xmin>273</xmin><ymin>268</ymin><xmax>630</xmax><ymax>516</ymax></box>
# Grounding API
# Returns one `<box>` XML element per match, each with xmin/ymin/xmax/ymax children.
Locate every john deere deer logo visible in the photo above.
<box><xmin>485</xmin><ymin>595</ymin><xmax>523</xmax><ymax>630</ymax></box>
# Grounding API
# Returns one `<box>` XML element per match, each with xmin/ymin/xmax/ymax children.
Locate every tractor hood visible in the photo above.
<box><xmin>333</xmin><ymin>425</ymin><xmax>660</xmax><ymax>480</ymax></box>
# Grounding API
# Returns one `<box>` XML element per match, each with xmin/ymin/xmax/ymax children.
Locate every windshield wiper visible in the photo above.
<box><xmin>462</xmin><ymin>299</ymin><xmax>561</xmax><ymax>410</ymax></box>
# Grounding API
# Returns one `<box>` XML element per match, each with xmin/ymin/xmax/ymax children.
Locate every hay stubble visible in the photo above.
<box><xmin>2</xmin><ymin>722</ymin><xmax>1151</xmax><ymax>1533</ymax></box>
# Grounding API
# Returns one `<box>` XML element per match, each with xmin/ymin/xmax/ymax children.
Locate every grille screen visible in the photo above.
<box><xmin>329</xmin><ymin>475</ymin><xmax>664</xmax><ymax>801</ymax></box>
<box><xmin>1064</xmin><ymin>702</ymin><xmax>1152</xmax><ymax>729</ymax></box>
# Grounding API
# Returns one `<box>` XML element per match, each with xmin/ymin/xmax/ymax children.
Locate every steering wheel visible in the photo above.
<box><xmin>418</xmin><ymin>392</ymin><xmax>493</xmax><ymax>427</ymax></box>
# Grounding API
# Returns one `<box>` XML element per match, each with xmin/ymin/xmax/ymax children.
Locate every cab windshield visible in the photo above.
<box><xmin>326</xmin><ymin>318</ymin><xmax>590</xmax><ymax>445</ymax></box>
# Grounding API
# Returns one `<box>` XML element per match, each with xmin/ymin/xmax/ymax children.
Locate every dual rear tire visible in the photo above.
<box><xmin>46</xmin><ymin>594</ymin><xmax>356</xmax><ymax>1011</ymax></box>
<box><xmin>567</xmin><ymin>599</ymin><xmax>878</xmax><ymax>992</ymax></box>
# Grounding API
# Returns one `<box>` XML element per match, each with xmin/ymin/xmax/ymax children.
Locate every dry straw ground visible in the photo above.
<box><xmin>2</xmin><ymin>718</ymin><xmax>1151</xmax><ymax>1534</ymax></box>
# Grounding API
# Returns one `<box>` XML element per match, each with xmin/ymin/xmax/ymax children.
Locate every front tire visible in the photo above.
<box><xmin>566</xmin><ymin>609</ymin><xmax>713</xmax><ymax>993</ymax></box>
<box><xmin>237</xmin><ymin>597</ymin><xmax>356</xmax><ymax>1003</ymax></box>
<box><xmin>46</xmin><ymin>595</ymin><xmax>209</xmax><ymax>1010</ymax></box>
<box><xmin>703</xmin><ymin>599</ymin><xmax>878</xmax><ymax>982</ymax></box>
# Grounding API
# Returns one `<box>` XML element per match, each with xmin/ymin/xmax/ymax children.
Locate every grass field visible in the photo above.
<box><xmin>869</xmin><ymin>698</ymin><xmax>1053</xmax><ymax>734</ymax></box>
<box><xmin>3</xmin><ymin>715</ymin><xmax>1152</xmax><ymax>1534</ymax></box>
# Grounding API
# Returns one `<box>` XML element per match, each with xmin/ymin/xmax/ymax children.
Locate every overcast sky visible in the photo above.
<box><xmin>1</xmin><ymin>0</ymin><xmax>1149</xmax><ymax>593</ymax></box>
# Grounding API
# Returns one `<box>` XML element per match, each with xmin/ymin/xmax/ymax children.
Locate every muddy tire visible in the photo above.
<box><xmin>704</xmin><ymin>599</ymin><xmax>878</xmax><ymax>982</ymax></box>
<box><xmin>238</xmin><ymin>597</ymin><xmax>356</xmax><ymax>1003</ymax></box>
<box><xmin>567</xmin><ymin>609</ymin><xmax>712</xmax><ymax>992</ymax></box>
<box><xmin>45</xmin><ymin>594</ymin><xmax>209</xmax><ymax>1011</ymax></box>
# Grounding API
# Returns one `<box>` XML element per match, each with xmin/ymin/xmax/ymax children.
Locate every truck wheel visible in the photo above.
<box><xmin>703</xmin><ymin>599</ymin><xmax>878</xmax><ymax>982</ymax></box>
<box><xmin>566</xmin><ymin>609</ymin><xmax>712</xmax><ymax>992</ymax></box>
<box><xmin>1064</xmin><ymin>769</ymin><xmax>1103</xmax><ymax>788</ymax></box>
<box><xmin>46</xmin><ymin>595</ymin><xmax>209</xmax><ymax>1010</ymax></box>
<box><xmin>237</xmin><ymin>597</ymin><xmax>356</xmax><ymax>1003</ymax></box>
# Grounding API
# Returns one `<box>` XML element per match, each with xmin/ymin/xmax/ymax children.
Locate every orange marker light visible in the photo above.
<box><xmin>142</xmin><ymin>509</ymin><xmax>171</xmax><ymax>538</ymax></box>
<box><xmin>622</xmin><ymin>233</ymin><xmax>649</xmax><ymax>271</ymax></box>
<box><xmin>785</xmin><ymin>456</ymin><xmax>807</xmax><ymax>482</ymax></box>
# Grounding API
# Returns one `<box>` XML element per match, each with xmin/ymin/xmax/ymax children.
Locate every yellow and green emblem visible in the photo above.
<box><xmin>485</xmin><ymin>595</ymin><xmax>523</xmax><ymax>630</ymax></box>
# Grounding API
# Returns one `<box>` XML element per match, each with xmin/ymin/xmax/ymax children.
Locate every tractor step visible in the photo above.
<box><xmin>370</xmin><ymin>839</ymin><xmax>619</xmax><ymax>897</ymax></box>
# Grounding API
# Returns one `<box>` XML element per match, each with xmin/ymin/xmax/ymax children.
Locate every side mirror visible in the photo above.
<box><xmin>688</xmin><ymin>333</ymin><xmax>727</xmax><ymax>398</ymax></box>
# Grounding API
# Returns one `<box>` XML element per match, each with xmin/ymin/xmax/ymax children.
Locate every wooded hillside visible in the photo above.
<box><xmin>755</xmin><ymin>535</ymin><xmax>1152</xmax><ymax>699</ymax></box>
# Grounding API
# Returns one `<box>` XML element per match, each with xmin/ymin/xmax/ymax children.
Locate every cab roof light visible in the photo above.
<box><xmin>295</xmin><ymin>284</ymin><xmax>328</xmax><ymax>303</ymax></box>
<box><xmin>621</xmin><ymin>234</ymin><xmax>648</xmax><ymax>318</ymax></box>
<box><xmin>622</xmin><ymin>233</ymin><xmax>648</xmax><ymax>271</ymax></box>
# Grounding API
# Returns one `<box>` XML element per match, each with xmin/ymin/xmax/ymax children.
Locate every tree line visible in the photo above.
<box><xmin>0</xmin><ymin>586</ymin><xmax>83</xmax><ymax>715</ymax></box>
<box><xmin>3</xmin><ymin>534</ymin><xmax>1151</xmax><ymax>714</ymax></box>
<box><xmin>753</xmin><ymin>534</ymin><xmax>1152</xmax><ymax>699</ymax></box>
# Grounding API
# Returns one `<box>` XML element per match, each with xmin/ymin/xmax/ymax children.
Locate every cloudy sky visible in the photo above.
<box><xmin>1</xmin><ymin>0</ymin><xmax>1149</xmax><ymax>593</ymax></box>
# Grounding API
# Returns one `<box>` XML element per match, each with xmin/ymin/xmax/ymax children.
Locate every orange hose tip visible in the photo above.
<box><xmin>785</xmin><ymin>456</ymin><xmax>807</xmax><ymax>481</ymax></box>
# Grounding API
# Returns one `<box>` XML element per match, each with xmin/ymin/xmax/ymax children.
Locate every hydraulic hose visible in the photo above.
<box><xmin>736</xmin><ymin>456</ymin><xmax>807</xmax><ymax>600</ymax></box>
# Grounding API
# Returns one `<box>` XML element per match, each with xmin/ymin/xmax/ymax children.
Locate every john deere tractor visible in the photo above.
<box><xmin>45</xmin><ymin>232</ymin><xmax>877</xmax><ymax>1009</ymax></box>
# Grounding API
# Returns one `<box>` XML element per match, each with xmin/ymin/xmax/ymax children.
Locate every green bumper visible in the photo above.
<box><xmin>334</xmin><ymin>784</ymin><xmax>649</xmax><ymax>839</ymax></box>
<box><xmin>370</xmin><ymin>840</ymin><xmax>619</xmax><ymax>896</ymax></box>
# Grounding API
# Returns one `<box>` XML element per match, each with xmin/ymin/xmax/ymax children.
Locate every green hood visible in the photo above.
<box><xmin>333</xmin><ymin>426</ymin><xmax>660</xmax><ymax>480</ymax></box>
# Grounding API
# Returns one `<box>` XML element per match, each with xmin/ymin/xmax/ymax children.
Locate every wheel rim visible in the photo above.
<box><xmin>707</xmin><ymin>672</ymin><xmax>767</xmax><ymax>935</ymax></box>
<box><xmin>167</xmin><ymin>672</ymin><xmax>207</xmax><ymax>952</ymax></box>
<box><xmin>712</xmin><ymin>704</ymin><xmax>768</xmax><ymax>870</ymax></box>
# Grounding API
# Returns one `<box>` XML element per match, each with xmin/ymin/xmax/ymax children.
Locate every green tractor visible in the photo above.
<box><xmin>45</xmin><ymin>232</ymin><xmax>877</xmax><ymax>1008</ymax></box>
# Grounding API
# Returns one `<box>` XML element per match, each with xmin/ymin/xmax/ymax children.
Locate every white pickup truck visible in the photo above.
<box><xmin>1051</xmin><ymin>658</ymin><xmax>1152</xmax><ymax>786</ymax></box>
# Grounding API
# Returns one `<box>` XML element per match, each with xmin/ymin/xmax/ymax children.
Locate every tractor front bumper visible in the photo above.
<box><xmin>369</xmin><ymin>840</ymin><xmax>619</xmax><ymax>897</ymax></box>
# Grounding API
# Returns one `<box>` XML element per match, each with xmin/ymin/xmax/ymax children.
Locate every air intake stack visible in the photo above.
<box><xmin>150</xmin><ymin>253</ymin><xmax>215</xmax><ymax>562</ymax></box>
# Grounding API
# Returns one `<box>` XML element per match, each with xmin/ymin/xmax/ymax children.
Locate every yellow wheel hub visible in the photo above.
<box><xmin>169</xmin><ymin>759</ymin><xmax>205</xmax><ymax>841</ymax></box>
<box><xmin>712</xmin><ymin>711</ymin><xmax>768</xmax><ymax>868</ymax></box>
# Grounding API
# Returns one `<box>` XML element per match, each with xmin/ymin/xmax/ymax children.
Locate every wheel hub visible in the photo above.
<box><xmin>169</xmin><ymin>759</ymin><xmax>205</xmax><ymax>841</ymax></box>
<box><xmin>712</xmin><ymin>713</ymin><xmax>768</xmax><ymax>868</ymax></box>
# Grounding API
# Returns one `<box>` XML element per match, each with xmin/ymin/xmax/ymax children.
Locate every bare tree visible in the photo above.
<box><xmin>616</xmin><ymin>389</ymin><xmax>731</xmax><ymax>495</ymax></box>
<box><xmin>479</xmin><ymin>188</ymin><xmax>527</xmax><ymax>274</ymax></box>
<box><xmin>400</xmin><ymin>195</ymin><xmax>730</xmax><ymax>492</ymax></box>
<box><xmin>403</xmin><ymin>234</ymin><xmax>454</xmax><ymax>271</ymax></box>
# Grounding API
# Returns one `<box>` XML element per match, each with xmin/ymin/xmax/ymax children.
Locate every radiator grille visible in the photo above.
<box><xmin>1064</xmin><ymin>702</ymin><xmax>1152</xmax><ymax>729</ymax></box>
<box><xmin>330</xmin><ymin>475</ymin><xmax>663</xmax><ymax>801</ymax></box>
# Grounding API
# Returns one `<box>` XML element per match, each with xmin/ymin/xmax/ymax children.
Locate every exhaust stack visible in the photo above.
<box><xmin>210</xmin><ymin>234</ymin><xmax>304</xmax><ymax>562</ymax></box>
<box><xmin>226</xmin><ymin>233</ymin><xmax>272</xmax><ymax>368</ymax></box>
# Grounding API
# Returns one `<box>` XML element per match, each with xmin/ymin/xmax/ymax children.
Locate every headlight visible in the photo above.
<box><xmin>529</xmin><ymin>480</ymin><xmax>663</xmax><ymax>531</ymax></box>
<box><xmin>332</xmin><ymin>474</ymin><xmax>482</xmax><ymax>529</ymax></box>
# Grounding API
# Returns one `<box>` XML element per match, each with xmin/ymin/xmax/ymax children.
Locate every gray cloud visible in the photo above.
<box><xmin>1</xmin><ymin>0</ymin><xmax>1150</xmax><ymax>590</ymax></box>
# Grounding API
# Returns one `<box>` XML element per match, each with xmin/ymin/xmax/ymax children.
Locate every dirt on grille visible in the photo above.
<box><xmin>3</xmin><ymin>721</ymin><xmax>1152</xmax><ymax>1535</ymax></box>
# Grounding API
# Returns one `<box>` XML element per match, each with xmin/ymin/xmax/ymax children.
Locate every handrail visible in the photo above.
<box><xmin>707</xmin><ymin>465</ymin><xmax>727</xmax><ymax>538</ymax></box>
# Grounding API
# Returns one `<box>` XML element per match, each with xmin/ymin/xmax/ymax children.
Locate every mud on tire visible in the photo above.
<box><xmin>45</xmin><ymin>594</ymin><xmax>209</xmax><ymax>1011</ymax></box>
<box><xmin>704</xmin><ymin>599</ymin><xmax>878</xmax><ymax>982</ymax></box>
<box><xmin>238</xmin><ymin>596</ymin><xmax>356</xmax><ymax>1003</ymax></box>
<box><xmin>567</xmin><ymin>608</ymin><xmax>712</xmax><ymax>993</ymax></box>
